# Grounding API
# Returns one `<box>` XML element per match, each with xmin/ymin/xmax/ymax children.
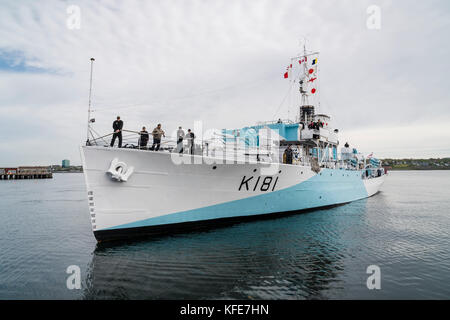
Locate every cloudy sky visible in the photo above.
<box><xmin>0</xmin><ymin>0</ymin><xmax>449</xmax><ymax>166</ymax></box>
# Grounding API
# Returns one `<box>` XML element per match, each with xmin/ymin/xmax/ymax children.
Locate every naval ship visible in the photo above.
<box><xmin>80</xmin><ymin>49</ymin><xmax>386</xmax><ymax>241</ymax></box>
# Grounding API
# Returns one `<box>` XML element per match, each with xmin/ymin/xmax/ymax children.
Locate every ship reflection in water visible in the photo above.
<box><xmin>82</xmin><ymin>199</ymin><xmax>372</xmax><ymax>300</ymax></box>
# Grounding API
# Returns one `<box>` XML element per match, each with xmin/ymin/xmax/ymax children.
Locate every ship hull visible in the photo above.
<box><xmin>80</xmin><ymin>146</ymin><xmax>385</xmax><ymax>241</ymax></box>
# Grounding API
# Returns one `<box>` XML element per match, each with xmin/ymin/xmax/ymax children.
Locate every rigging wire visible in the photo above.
<box><xmin>92</xmin><ymin>75</ymin><xmax>272</xmax><ymax>112</ymax></box>
<box><xmin>272</xmin><ymin>82</ymin><xmax>293</xmax><ymax>120</ymax></box>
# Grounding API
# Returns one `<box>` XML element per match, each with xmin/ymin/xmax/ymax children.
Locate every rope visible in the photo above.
<box><xmin>272</xmin><ymin>83</ymin><xmax>293</xmax><ymax>120</ymax></box>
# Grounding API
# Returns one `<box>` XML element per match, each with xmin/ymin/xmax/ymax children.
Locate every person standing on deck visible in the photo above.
<box><xmin>150</xmin><ymin>124</ymin><xmax>165</xmax><ymax>151</ymax></box>
<box><xmin>139</xmin><ymin>126</ymin><xmax>149</xmax><ymax>149</ymax></box>
<box><xmin>284</xmin><ymin>145</ymin><xmax>293</xmax><ymax>164</ymax></box>
<box><xmin>110</xmin><ymin>116</ymin><xmax>123</xmax><ymax>148</ymax></box>
<box><xmin>177</xmin><ymin>126</ymin><xmax>185</xmax><ymax>154</ymax></box>
<box><xmin>186</xmin><ymin>129</ymin><xmax>195</xmax><ymax>155</ymax></box>
<box><xmin>341</xmin><ymin>142</ymin><xmax>351</xmax><ymax>161</ymax></box>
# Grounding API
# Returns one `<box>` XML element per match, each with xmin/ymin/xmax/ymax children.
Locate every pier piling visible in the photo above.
<box><xmin>0</xmin><ymin>167</ymin><xmax>53</xmax><ymax>180</ymax></box>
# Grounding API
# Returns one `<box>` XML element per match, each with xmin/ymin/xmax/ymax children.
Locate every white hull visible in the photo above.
<box><xmin>80</xmin><ymin>146</ymin><xmax>385</xmax><ymax>241</ymax></box>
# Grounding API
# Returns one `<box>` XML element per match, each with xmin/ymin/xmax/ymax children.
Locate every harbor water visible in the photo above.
<box><xmin>0</xmin><ymin>171</ymin><xmax>449</xmax><ymax>299</ymax></box>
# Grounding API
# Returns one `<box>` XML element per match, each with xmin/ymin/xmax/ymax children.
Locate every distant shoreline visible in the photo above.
<box><xmin>51</xmin><ymin>165</ymin><xmax>83</xmax><ymax>173</ymax></box>
<box><xmin>381</xmin><ymin>158</ymin><xmax>450</xmax><ymax>171</ymax></box>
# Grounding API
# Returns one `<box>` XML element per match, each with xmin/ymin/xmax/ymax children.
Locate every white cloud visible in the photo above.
<box><xmin>0</xmin><ymin>0</ymin><xmax>449</xmax><ymax>165</ymax></box>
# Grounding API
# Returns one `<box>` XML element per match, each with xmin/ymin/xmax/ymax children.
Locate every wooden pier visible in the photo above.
<box><xmin>0</xmin><ymin>167</ymin><xmax>53</xmax><ymax>180</ymax></box>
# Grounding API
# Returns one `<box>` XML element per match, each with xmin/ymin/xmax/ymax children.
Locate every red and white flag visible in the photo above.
<box><xmin>283</xmin><ymin>64</ymin><xmax>292</xmax><ymax>79</ymax></box>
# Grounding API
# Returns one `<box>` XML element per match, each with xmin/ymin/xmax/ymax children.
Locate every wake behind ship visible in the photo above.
<box><xmin>80</xmin><ymin>48</ymin><xmax>386</xmax><ymax>241</ymax></box>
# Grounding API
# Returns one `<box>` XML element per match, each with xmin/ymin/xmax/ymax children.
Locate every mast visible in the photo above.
<box><xmin>292</xmin><ymin>44</ymin><xmax>319</xmax><ymax>124</ymax></box>
<box><xmin>301</xmin><ymin>42</ymin><xmax>308</xmax><ymax>107</ymax></box>
<box><xmin>86</xmin><ymin>57</ymin><xmax>95</xmax><ymax>145</ymax></box>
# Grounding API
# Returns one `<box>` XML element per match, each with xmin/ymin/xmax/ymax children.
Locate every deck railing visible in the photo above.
<box><xmin>86</xmin><ymin>130</ymin><xmax>385</xmax><ymax>175</ymax></box>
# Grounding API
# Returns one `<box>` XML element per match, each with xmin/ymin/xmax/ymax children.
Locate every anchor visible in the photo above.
<box><xmin>106</xmin><ymin>158</ymin><xmax>134</xmax><ymax>182</ymax></box>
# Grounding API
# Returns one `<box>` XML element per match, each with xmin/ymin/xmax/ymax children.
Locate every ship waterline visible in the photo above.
<box><xmin>81</xmin><ymin>146</ymin><xmax>385</xmax><ymax>241</ymax></box>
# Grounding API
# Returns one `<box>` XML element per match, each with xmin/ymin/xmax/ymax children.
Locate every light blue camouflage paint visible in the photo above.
<box><xmin>105</xmin><ymin>168</ymin><xmax>368</xmax><ymax>231</ymax></box>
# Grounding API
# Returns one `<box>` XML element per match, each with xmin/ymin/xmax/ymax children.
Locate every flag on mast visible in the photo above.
<box><xmin>283</xmin><ymin>64</ymin><xmax>292</xmax><ymax>79</ymax></box>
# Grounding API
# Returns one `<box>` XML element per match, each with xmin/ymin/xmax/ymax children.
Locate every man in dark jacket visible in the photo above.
<box><xmin>110</xmin><ymin>116</ymin><xmax>123</xmax><ymax>148</ymax></box>
<box><xmin>139</xmin><ymin>126</ymin><xmax>149</xmax><ymax>149</ymax></box>
<box><xmin>284</xmin><ymin>145</ymin><xmax>293</xmax><ymax>164</ymax></box>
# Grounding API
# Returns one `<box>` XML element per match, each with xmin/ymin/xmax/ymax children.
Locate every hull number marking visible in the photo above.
<box><xmin>239</xmin><ymin>176</ymin><xmax>279</xmax><ymax>192</ymax></box>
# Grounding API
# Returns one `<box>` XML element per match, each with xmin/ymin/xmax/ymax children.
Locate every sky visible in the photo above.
<box><xmin>0</xmin><ymin>0</ymin><xmax>449</xmax><ymax>166</ymax></box>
